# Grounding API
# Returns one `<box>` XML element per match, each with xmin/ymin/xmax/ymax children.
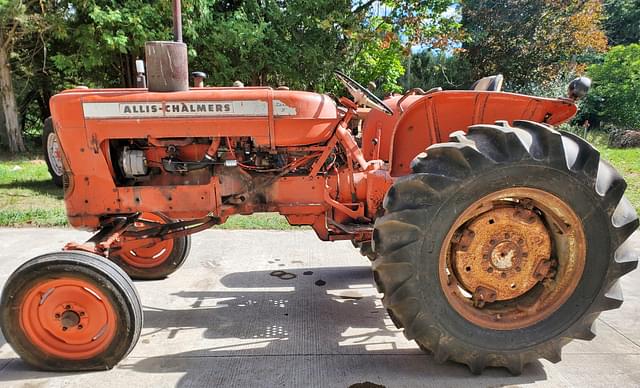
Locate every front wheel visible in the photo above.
<box><xmin>372</xmin><ymin>121</ymin><xmax>639</xmax><ymax>374</ymax></box>
<box><xmin>107</xmin><ymin>213</ymin><xmax>191</xmax><ymax>280</ymax></box>
<box><xmin>42</xmin><ymin>117</ymin><xmax>64</xmax><ymax>187</ymax></box>
<box><xmin>0</xmin><ymin>251</ymin><xmax>143</xmax><ymax>371</ymax></box>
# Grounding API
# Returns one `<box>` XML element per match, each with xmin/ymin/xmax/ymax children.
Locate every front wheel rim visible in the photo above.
<box><xmin>47</xmin><ymin>132</ymin><xmax>64</xmax><ymax>177</ymax></box>
<box><xmin>114</xmin><ymin>213</ymin><xmax>175</xmax><ymax>269</ymax></box>
<box><xmin>438</xmin><ymin>187</ymin><xmax>586</xmax><ymax>330</ymax></box>
<box><xmin>20</xmin><ymin>278</ymin><xmax>117</xmax><ymax>359</ymax></box>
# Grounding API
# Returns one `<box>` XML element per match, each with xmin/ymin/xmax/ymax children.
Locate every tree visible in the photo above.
<box><xmin>185</xmin><ymin>0</ymin><xmax>460</xmax><ymax>93</ymax></box>
<box><xmin>2</xmin><ymin>0</ymin><xmax>462</xmax><ymax>152</ymax></box>
<box><xmin>586</xmin><ymin>44</ymin><xmax>640</xmax><ymax>128</ymax></box>
<box><xmin>399</xmin><ymin>49</ymin><xmax>471</xmax><ymax>91</ymax></box>
<box><xmin>460</xmin><ymin>0</ymin><xmax>608</xmax><ymax>89</ymax></box>
<box><xmin>1</xmin><ymin>0</ymin><xmax>63</xmax><ymax>152</ymax></box>
<box><xmin>49</xmin><ymin>1</ymin><xmax>173</xmax><ymax>89</ymax></box>
<box><xmin>0</xmin><ymin>0</ymin><xmax>32</xmax><ymax>153</ymax></box>
<box><xmin>604</xmin><ymin>0</ymin><xmax>640</xmax><ymax>45</ymax></box>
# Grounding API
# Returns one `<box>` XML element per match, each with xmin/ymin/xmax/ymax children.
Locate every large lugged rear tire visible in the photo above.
<box><xmin>372</xmin><ymin>120</ymin><xmax>639</xmax><ymax>374</ymax></box>
<box><xmin>0</xmin><ymin>251</ymin><xmax>143</xmax><ymax>371</ymax></box>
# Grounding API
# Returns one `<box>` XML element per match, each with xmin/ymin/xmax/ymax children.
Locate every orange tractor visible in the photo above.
<box><xmin>2</xmin><ymin>4</ymin><xmax>638</xmax><ymax>375</ymax></box>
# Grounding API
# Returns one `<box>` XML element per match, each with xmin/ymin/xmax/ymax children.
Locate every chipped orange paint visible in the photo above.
<box><xmin>50</xmin><ymin>85</ymin><xmax>578</xmax><ymax>242</ymax></box>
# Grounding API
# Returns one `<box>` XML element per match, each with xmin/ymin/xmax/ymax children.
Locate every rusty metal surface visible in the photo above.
<box><xmin>452</xmin><ymin>207</ymin><xmax>551</xmax><ymax>301</ymax></box>
<box><xmin>145</xmin><ymin>41</ymin><xmax>189</xmax><ymax>92</ymax></box>
<box><xmin>439</xmin><ymin>187</ymin><xmax>586</xmax><ymax>330</ymax></box>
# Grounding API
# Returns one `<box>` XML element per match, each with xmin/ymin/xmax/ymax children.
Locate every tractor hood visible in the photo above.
<box><xmin>49</xmin><ymin>87</ymin><xmax>340</xmax><ymax>148</ymax></box>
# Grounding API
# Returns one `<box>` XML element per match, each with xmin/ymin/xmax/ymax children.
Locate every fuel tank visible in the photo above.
<box><xmin>49</xmin><ymin>87</ymin><xmax>340</xmax><ymax>149</ymax></box>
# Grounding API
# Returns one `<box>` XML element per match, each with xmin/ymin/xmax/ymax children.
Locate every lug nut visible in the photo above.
<box><xmin>64</xmin><ymin>305</ymin><xmax>71</xmax><ymax>310</ymax></box>
<box><xmin>62</xmin><ymin>327</ymin><xmax>68</xmax><ymax>331</ymax></box>
<box><xmin>54</xmin><ymin>313</ymin><xmax>61</xmax><ymax>319</ymax></box>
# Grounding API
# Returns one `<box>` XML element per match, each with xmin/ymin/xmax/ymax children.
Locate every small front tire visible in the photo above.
<box><xmin>0</xmin><ymin>251</ymin><xmax>143</xmax><ymax>371</ymax></box>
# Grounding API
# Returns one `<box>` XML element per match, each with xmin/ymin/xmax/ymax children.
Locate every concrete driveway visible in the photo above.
<box><xmin>0</xmin><ymin>228</ymin><xmax>638</xmax><ymax>387</ymax></box>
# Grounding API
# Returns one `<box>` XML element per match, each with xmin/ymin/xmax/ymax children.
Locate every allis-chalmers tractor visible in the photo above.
<box><xmin>1</xmin><ymin>4</ymin><xmax>639</xmax><ymax>376</ymax></box>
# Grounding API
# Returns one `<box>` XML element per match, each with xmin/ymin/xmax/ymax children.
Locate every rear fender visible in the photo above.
<box><xmin>388</xmin><ymin>91</ymin><xmax>577</xmax><ymax>176</ymax></box>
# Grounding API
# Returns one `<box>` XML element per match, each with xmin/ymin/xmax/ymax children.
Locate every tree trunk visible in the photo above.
<box><xmin>0</xmin><ymin>40</ymin><xmax>25</xmax><ymax>153</ymax></box>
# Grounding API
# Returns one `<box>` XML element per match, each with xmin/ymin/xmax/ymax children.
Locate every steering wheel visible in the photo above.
<box><xmin>335</xmin><ymin>70</ymin><xmax>394</xmax><ymax>115</ymax></box>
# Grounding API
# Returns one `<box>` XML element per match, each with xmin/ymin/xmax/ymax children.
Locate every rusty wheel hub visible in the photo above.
<box><xmin>439</xmin><ymin>188</ymin><xmax>586</xmax><ymax>330</ymax></box>
<box><xmin>452</xmin><ymin>207</ymin><xmax>552</xmax><ymax>303</ymax></box>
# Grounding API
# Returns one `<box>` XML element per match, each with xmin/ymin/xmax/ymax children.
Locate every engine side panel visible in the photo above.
<box><xmin>48</xmin><ymin>87</ymin><xmax>350</xmax><ymax>231</ymax></box>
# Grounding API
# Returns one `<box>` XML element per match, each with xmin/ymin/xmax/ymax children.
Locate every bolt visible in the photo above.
<box><xmin>54</xmin><ymin>313</ymin><xmax>61</xmax><ymax>319</ymax></box>
<box><xmin>487</xmin><ymin>267</ymin><xmax>494</xmax><ymax>273</ymax></box>
<box><xmin>64</xmin><ymin>305</ymin><xmax>71</xmax><ymax>310</ymax></box>
<box><xmin>79</xmin><ymin>312</ymin><xmax>85</xmax><ymax>317</ymax></box>
<box><xmin>62</xmin><ymin>327</ymin><xmax>68</xmax><ymax>331</ymax></box>
<box><xmin>501</xmin><ymin>272</ymin><xmax>507</xmax><ymax>278</ymax></box>
<box><xmin>78</xmin><ymin>325</ymin><xmax>83</xmax><ymax>330</ymax></box>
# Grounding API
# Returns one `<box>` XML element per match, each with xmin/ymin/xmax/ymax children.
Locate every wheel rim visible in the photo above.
<box><xmin>20</xmin><ymin>278</ymin><xmax>117</xmax><ymax>359</ymax></box>
<box><xmin>115</xmin><ymin>213</ymin><xmax>175</xmax><ymax>269</ymax></box>
<box><xmin>46</xmin><ymin>132</ymin><xmax>64</xmax><ymax>177</ymax></box>
<box><xmin>438</xmin><ymin>187</ymin><xmax>586</xmax><ymax>330</ymax></box>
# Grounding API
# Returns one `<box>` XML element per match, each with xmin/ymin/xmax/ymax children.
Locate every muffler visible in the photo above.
<box><xmin>144</xmin><ymin>0</ymin><xmax>188</xmax><ymax>92</ymax></box>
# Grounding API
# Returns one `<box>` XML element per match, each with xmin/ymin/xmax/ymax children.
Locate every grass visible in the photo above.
<box><xmin>0</xmin><ymin>140</ymin><xmax>638</xmax><ymax>228</ymax></box>
<box><xmin>587</xmin><ymin>133</ymin><xmax>640</xmax><ymax>213</ymax></box>
<box><xmin>0</xmin><ymin>157</ymin><xmax>67</xmax><ymax>227</ymax></box>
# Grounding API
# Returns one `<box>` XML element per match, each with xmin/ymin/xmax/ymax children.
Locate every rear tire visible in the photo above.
<box><xmin>0</xmin><ymin>251</ymin><xmax>142</xmax><ymax>371</ymax></box>
<box><xmin>352</xmin><ymin>240</ymin><xmax>376</xmax><ymax>261</ymax></box>
<box><xmin>372</xmin><ymin>121</ymin><xmax>639</xmax><ymax>374</ymax></box>
<box><xmin>42</xmin><ymin>117</ymin><xmax>64</xmax><ymax>188</ymax></box>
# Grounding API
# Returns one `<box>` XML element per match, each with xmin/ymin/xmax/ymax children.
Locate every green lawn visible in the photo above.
<box><xmin>0</xmin><ymin>145</ymin><xmax>638</xmax><ymax>228</ymax></box>
<box><xmin>600</xmin><ymin>148</ymin><xmax>640</xmax><ymax>213</ymax></box>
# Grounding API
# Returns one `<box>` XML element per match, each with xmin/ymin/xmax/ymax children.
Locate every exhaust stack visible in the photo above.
<box><xmin>172</xmin><ymin>0</ymin><xmax>183</xmax><ymax>42</ymax></box>
<box><xmin>144</xmin><ymin>0</ymin><xmax>188</xmax><ymax>92</ymax></box>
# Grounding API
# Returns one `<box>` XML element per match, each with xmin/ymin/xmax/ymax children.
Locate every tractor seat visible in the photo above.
<box><xmin>470</xmin><ymin>74</ymin><xmax>504</xmax><ymax>92</ymax></box>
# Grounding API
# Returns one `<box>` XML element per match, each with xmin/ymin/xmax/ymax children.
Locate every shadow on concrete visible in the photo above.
<box><xmin>125</xmin><ymin>266</ymin><xmax>548</xmax><ymax>387</ymax></box>
<box><xmin>0</xmin><ymin>266</ymin><xmax>547</xmax><ymax>385</ymax></box>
